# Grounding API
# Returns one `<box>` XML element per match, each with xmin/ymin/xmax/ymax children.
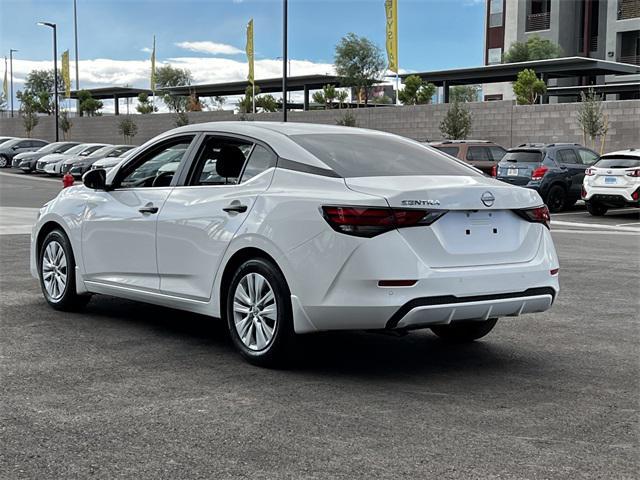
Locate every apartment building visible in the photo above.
<box><xmin>483</xmin><ymin>0</ymin><xmax>640</xmax><ymax>101</ymax></box>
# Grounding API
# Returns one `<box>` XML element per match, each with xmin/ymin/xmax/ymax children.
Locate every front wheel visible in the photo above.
<box><xmin>585</xmin><ymin>200</ymin><xmax>608</xmax><ymax>216</ymax></box>
<box><xmin>431</xmin><ymin>318</ymin><xmax>498</xmax><ymax>343</ymax></box>
<box><xmin>225</xmin><ymin>258</ymin><xmax>294</xmax><ymax>367</ymax></box>
<box><xmin>39</xmin><ymin>229</ymin><xmax>90</xmax><ymax>311</ymax></box>
<box><xmin>0</xmin><ymin>156</ymin><xmax>9</xmax><ymax>168</ymax></box>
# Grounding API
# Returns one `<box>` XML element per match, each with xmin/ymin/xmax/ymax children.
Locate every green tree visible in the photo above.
<box><xmin>504</xmin><ymin>35</ymin><xmax>563</xmax><ymax>63</ymax></box>
<box><xmin>155</xmin><ymin>65</ymin><xmax>193</xmax><ymax>112</ymax></box>
<box><xmin>77</xmin><ymin>90</ymin><xmax>103</xmax><ymax>116</ymax></box>
<box><xmin>336</xmin><ymin>112</ymin><xmax>357</xmax><ymax>127</ymax></box>
<box><xmin>19</xmin><ymin>91</ymin><xmax>39</xmax><ymax>137</ymax></box>
<box><xmin>512</xmin><ymin>69</ymin><xmax>547</xmax><ymax>105</ymax></box>
<box><xmin>117</xmin><ymin>116</ymin><xmax>138</xmax><ymax>143</ymax></box>
<box><xmin>372</xmin><ymin>95</ymin><xmax>392</xmax><ymax>105</ymax></box>
<box><xmin>237</xmin><ymin>85</ymin><xmax>259</xmax><ymax>113</ymax></box>
<box><xmin>334</xmin><ymin>33</ymin><xmax>386</xmax><ymax>106</ymax></box>
<box><xmin>0</xmin><ymin>92</ymin><xmax>6</xmax><ymax>112</ymax></box>
<box><xmin>398</xmin><ymin>75</ymin><xmax>436</xmax><ymax>105</ymax></box>
<box><xmin>577</xmin><ymin>88</ymin><xmax>609</xmax><ymax>152</ymax></box>
<box><xmin>336</xmin><ymin>90</ymin><xmax>349</xmax><ymax>109</ymax></box>
<box><xmin>312</xmin><ymin>90</ymin><xmax>326</xmax><ymax>108</ymax></box>
<box><xmin>18</xmin><ymin>69</ymin><xmax>64</xmax><ymax>114</ymax></box>
<box><xmin>211</xmin><ymin>96</ymin><xmax>226</xmax><ymax>111</ymax></box>
<box><xmin>136</xmin><ymin>92</ymin><xmax>157</xmax><ymax>114</ymax></box>
<box><xmin>175</xmin><ymin>112</ymin><xmax>189</xmax><ymax>127</ymax></box>
<box><xmin>450</xmin><ymin>85</ymin><xmax>479</xmax><ymax>103</ymax></box>
<box><xmin>59</xmin><ymin>110</ymin><xmax>73</xmax><ymax>140</ymax></box>
<box><xmin>257</xmin><ymin>94</ymin><xmax>279</xmax><ymax>113</ymax></box>
<box><xmin>440</xmin><ymin>101</ymin><xmax>472</xmax><ymax>140</ymax></box>
<box><xmin>323</xmin><ymin>84</ymin><xmax>337</xmax><ymax>108</ymax></box>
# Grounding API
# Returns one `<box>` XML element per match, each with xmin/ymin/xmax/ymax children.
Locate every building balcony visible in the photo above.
<box><xmin>618</xmin><ymin>0</ymin><xmax>640</xmax><ymax>20</ymax></box>
<box><xmin>526</xmin><ymin>12</ymin><xmax>550</xmax><ymax>32</ymax></box>
<box><xmin>618</xmin><ymin>55</ymin><xmax>640</xmax><ymax>66</ymax></box>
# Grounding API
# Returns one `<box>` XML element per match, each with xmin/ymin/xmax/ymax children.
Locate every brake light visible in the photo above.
<box><xmin>626</xmin><ymin>169</ymin><xmax>640</xmax><ymax>177</ymax></box>
<box><xmin>490</xmin><ymin>164</ymin><xmax>497</xmax><ymax>177</ymax></box>
<box><xmin>581</xmin><ymin>186</ymin><xmax>587</xmax><ymax>198</ymax></box>
<box><xmin>633</xmin><ymin>188</ymin><xmax>640</xmax><ymax>201</ymax></box>
<box><xmin>585</xmin><ymin>168</ymin><xmax>596</xmax><ymax>176</ymax></box>
<box><xmin>321</xmin><ymin>206</ymin><xmax>447</xmax><ymax>237</ymax></box>
<box><xmin>514</xmin><ymin>205</ymin><xmax>551</xmax><ymax>229</ymax></box>
<box><xmin>531</xmin><ymin>166</ymin><xmax>548</xmax><ymax>181</ymax></box>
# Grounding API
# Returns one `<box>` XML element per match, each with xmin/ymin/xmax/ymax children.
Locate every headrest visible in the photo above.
<box><xmin>216</xmin><ymin>145</ymin><xmax>246</xmax><ymax>178</ymax></box>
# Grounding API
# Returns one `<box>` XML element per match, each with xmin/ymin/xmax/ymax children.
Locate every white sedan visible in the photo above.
<box><xmin>31</xmin><ymin>122</ymin><xmax>559</xmax><ymax>366</ymax></box>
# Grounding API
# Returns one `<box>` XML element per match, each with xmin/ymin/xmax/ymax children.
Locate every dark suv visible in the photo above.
<box><xmin>496</xmin><ymin>143</ymin><xmax>599</xmax><ymax>212</ymax></box>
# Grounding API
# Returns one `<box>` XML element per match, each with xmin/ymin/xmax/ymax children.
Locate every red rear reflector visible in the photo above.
<box><xmin>514</xmin><ymin>205</ymin><xmax>551</xmax><ymax>229</ymax></box>
<box><xmin>491</xmin><ymin>164</ymin><xmax>497</xmax><ymax>177</ymax></box>
<box><xmin>321</xmin><ymin>206</ymin><xmax>447</xmax><ymax>237</ymax></box>
<box><xmin>378</xmin><ymin>280</ymin><xmax>418</xmax><ymax>287</ymax></box>
<box><xmin>632</xmin><ymin>189</ymin><xmax>640</xmax><ymax>201</ymax></box>
<box><xmin>550</xmin><ymin>268</ymin><xmax>559</xmax><ymax>276</ymax></box>
<box><xmin>531</xmin><ymin>166</ymin><xmax>548</xmax><ymax>181</ymax></box>
<box><xmin>581</xmin><ymin>186</ymin><xmax>587</xmax><ymax>198</ymax></box>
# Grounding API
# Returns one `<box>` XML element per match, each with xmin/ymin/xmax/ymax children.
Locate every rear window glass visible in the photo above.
<box><xmin>503</xmin><ymin>150</ymin><xmax>543</xmax><ymax>163</ymax></box>
<box><xmin>433</xmin><ymin>146</ymin><xmax>459</xmax><ymax>157</ymax></box>
<box><xmin>290</xmin><ymin>133</ymin><xmax>479</xmax><ymax>178</ymax></box>
<box><xmin>595</xmin><ymin>157</ymin><xmax>640</xmax><ymax>169</ymax></box>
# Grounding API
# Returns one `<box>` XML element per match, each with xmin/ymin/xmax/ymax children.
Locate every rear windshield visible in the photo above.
<box><xmin>503</xmin><ymin>150</ymin><xmax>543</xmax><ymax>163</ymax></box>
<box><xmin>433</xmin><ymin>146</ymin><xmax>459</xmax><ymax>157</ymax></box>
<box><xmin>595</xmin><ymin>156</ymin><xmax>640</xmax><ymax>169</ymax></box>
<box><xmin>290</xmin><ymin>133</ymin><xmax>479</xmax><ymax>177</ymax></box>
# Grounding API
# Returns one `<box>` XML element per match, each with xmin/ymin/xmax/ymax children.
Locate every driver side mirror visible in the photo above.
<box><xmin>83</xmin><ymin>168</ymin><xmax>107</xmax><ymax>190</ymax></box>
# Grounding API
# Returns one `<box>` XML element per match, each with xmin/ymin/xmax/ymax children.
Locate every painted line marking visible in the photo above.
<box><xmin>551</xmin><ymin>219</ymin><xmax>640</xmax><ymax>233</ymax></box>
<box><xmin>551</xmin><ymin>229</ymin><xmax>639</xmax><ymax>236</ymax></box>
<box><xmin>0</xmin><ymin>171</ymin><xmax>62</xmax><ymax>183</ymax></box>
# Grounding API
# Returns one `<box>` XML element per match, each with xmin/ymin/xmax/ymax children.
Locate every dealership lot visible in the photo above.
<box><xmin>1</xmin><ymin>171</ymin><xmax>638</xmax><ymax>479</ymax></box>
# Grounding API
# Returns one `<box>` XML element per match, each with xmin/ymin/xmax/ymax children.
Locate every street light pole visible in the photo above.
<box><xmin>38</xmin><ymin>22</ymin><xmax>59</xmax><ymax>141</ymax></box>
<box><xmin>9</xmin><ymin>49</ymin><xmax>17</xmax><ymax>117</ymax></box>
<box><xmin>73</xmin><ymin>0</ymin><xmax>80</xmax><ymax>113</ymax></box>
<box><xmin>282</xmin><ymin>0</ymin><xmax>288</xmax><ymax>122</ymax></box>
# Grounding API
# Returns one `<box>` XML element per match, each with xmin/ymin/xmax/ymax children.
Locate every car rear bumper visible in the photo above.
<box><xmin>583</xmin><ymin>186</ymin><xmax>639</xmax><ymax>206</ymax></box>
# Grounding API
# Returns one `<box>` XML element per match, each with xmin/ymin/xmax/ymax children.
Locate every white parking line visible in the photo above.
<box><xmin>551</xmin><ymin>219</ymin><xmax>640</xmax><ymax>233</ymax></box>
<box><xmin>550</xmin><ymin>207</ymin><xmax>638</xmax><ymax>216</ymax></box>
<box><xmin>0</xmin><ymin>207</ymin><xmax>39</xmax><ymax>236</ymax></box>
<box><xmin>0</xmin><ymin>171</ymin><xmax>62</xmax><ymax>183</ymax></box>
<box><xmin>551</xmin><ymin>229</ymin><xmax>639</xmax><ymax>236</ymax></box>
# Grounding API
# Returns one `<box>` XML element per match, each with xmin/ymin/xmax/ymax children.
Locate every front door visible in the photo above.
<box><xmin>156</xmin><ymin>135</ymin><xmax>277</xmax><ymax>301</ymax></box>
<box><xmin>557</xmin><ymin>148</ymin><xmax>585</xmax><ymax>197</ymax></box>
<box><xmin>81</xmin><ymin>135</ymin><xmax>197</xmax><ymax>292</ymax></box>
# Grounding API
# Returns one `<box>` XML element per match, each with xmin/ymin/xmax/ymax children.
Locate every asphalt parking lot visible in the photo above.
<box><xmin>1</xmin><ymin>170</ymin><xmax>638</xmax><ymax>479</ymax></box>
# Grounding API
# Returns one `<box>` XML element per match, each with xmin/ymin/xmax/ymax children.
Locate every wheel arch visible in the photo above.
<box><xmin>36</xmin><ymin>220</ymin><xmax>68</xmax><ymax>260</ymax></box>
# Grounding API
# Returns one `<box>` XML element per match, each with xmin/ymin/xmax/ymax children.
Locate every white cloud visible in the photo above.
<box><xmin>175</xmin><ymin>41</ymin><xmax>243</xmax><ymax>55</ymax></box>
<box><xmin>140</xmin><ymin>47</ymin><xmax>152</xmax><ymax>53</ymax></box>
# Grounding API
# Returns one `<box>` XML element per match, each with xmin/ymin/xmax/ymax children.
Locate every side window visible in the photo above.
<box><xmin>466</xmin><ymin>146</ymin><xmax>489</xmax><ymax>162</ymax></box>
<box><xmin>17</xmin><ymin>140</ymin><xmax>31</xmax><ymax>148</ymax></box>
<box><xmin>489</xmin><ymin>146</ymin><xmax>506</xmax><ymax>161</ymax></box>
<box><xmin>240</xmin><ymin>145</ymin><xmax>277</xmax><ymax>183</ymax></box>
<box><xmin>189</xmin><ymin>137</ymin><xmax>252</xmax><ymax>186</ymax></box>
<box><xmin>434</xmin><ymin>146</ymin><xmax>459</xmax><ymax>157</ymax></box>
<box><xmin>119</xmin><ymin>136</ymin><xmax>195</xmax><ymax>188</ymax></box>
<box><xmin>33</xmin><ymin>141</ymin><xmax>47</xmax><ymax>148</ymax></box>
<box><xmin>558</xmin><ymin>149</ymin><xmax>580</xmax><ymax>164</ymax></box>
<box><xmin>578</xmin><ymin>149</ymin><xmax>599</xmax><ymax>166</ymax></box>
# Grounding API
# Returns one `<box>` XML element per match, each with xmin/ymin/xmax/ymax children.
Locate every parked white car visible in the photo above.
<box><xmin>41</xmin><ymin>143</ymin><xmax>108</xmax><ymax>176</ymax></box>
<box><xmin>31</xmin><ymin>122</ymin><xmax>559</xmax><ymax>366</ymax></box>
<box><xmin>91</xmin><ymin>146</ymin><xmax>140</xmax><ymax>173</ymax></box>
<box><xmin>582</xmin><ymin>148</ymin><xmax>640</xmax><ymax>216</ymax></box>
<box><xmin>36</xmin><ymin>143</ymin><xmax>92</xmax><ymax>174</ymax></box>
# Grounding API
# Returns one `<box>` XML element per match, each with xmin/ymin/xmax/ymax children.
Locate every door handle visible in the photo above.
<box><xmin>223</xmin><ymin>203</ymin><xmax>248</xmax><ymax>213</ymax></box>
<box><xmin>138</xmin><ymin>206</ymin><xmax>159</xmax><ymax>214</ymax></box>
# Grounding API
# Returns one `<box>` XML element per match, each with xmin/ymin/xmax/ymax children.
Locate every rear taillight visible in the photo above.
<box><xmin>626</xmin><ymin>169</ymin><xmax>640</xmax><ymax>177</ymax></box>
<box><xmin>321</xmin><ymin>206</ymin><xmax>447</xmax><ymax>237</ymax></box>
<box><xmin>581</xmin><ymin>186</ymin><xmax>587</xmax><ymax>198</ymax></box>
<box><xmin>632</xmin><ymin>188</ymin><xmax>640</xmax><ymax>201</ymax></box>
<box><xmin>514</xmin><ymin>205</ymin><xmax>551</xmax><ymax>229</ymax></box>
<box><xmin>531</xmin><ymin>166</ymin><xmax>548</xmax><ymax>181</ymax></box>
<box><xmin>585</xmin><ymin>168</ymin><xmax>596</xmax><ymax>176</ymax></box>
<box><xmin>490</xmin><ymin>164</ymin><xmax>497</xmax><ymax>177</ymax></box>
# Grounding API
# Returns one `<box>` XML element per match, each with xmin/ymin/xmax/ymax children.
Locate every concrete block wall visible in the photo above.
<box><xmin>1</xmin><ymin>100</ymin><xmax>638</xmax><ymax>152</ymax></box>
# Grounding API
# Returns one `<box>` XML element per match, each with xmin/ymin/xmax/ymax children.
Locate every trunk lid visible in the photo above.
<box><xmin>345</xmin><ymin>175</ymin><xmax>544</xmax><ymax>268</ymax></box>
<box><xmin>591</xmin><ymin>167</ymin><xmax>636</xmax><ymax>188</ymax></box>
<box><xmin>496</xmin><ymin>149</ymin><xmax>545</xmax><ymax>186</ymax></box>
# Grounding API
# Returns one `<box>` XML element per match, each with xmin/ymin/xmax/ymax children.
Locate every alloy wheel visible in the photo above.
<box><xmin>42</xmin><ymin>240</ymin><xmax>67</xmax><ymax>300</ymax></box>
<box><xmin>232</xmin><ymin>272</ymin><xmax>278</xmax><ymax>351</ymax></box>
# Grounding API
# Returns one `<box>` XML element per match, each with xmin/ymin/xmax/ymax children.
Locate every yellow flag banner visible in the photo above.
<box><xmin>150</xmin><ymin>35</ymin><xmax>156</xmax><ymax>92</ymax></box>
<box><xmin>385</xmin><ymin>0</ymin><xmax>398</xmax><ymax>73</ymax></box>
<box><xmin>2</xmin><ymin>57</ymin><xmax>8</xmax><ymax>101</ymax></box>
<box><xmin>61</xmin><ymin>50</ymin><xmax>71</xmax><ymax>98</ymax></box>
<box><xmin>246</xmin><ymin>19</ymin><xmax>255</xmax><ymax>85</ymax></box>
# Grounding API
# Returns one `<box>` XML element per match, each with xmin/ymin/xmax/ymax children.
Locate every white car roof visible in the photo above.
<box><xmin>600</xmin><ymin>148</ymin><xmax>640</xmax><ymax>158</ymax></box>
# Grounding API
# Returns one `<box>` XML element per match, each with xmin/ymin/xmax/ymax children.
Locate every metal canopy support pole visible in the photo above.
<box><xmin>541</xmin><ymin>73</ymin><xmax>549</xmax><ymax>104</ymax></box>
<box><xmin>282</xmin><ymin>0</ymin><xmax>288</xmax><ymax>121</ymax></box>
<box><xmin>443</xmin><ymin>80</ymin><xmax>450</xmax><ymax>104</ymax></box>
<box><xmin>9</xmin><ymin>49</ymin><xmax>17</xmax><ymax>117</ymax></box>
<box><xmin>303</xmin><ymin>85</ymin><xmax>309</xmax><ymax>111</ymax></box>
<box><xmin>114</xmin><ymin>95</ymin><xmax>119</xmax><ymax>115</ymax></box>
<box><xmin>74</xmin><ymin>0</ymin><xmax>80</xmax><ymax>114</ymax></box>
<box><xmin>52</xmin><ymin>25</ymin><xmax>59</xmax><ymax>141</ymax></box>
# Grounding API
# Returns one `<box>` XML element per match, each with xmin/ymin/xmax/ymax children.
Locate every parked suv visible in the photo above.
<box><xmin>429</xmin><ymin>140</ymin><xmax>507</xmax><ymax>175</ymax></box>
<box><xmin>496</xmin><ymin>143</ymin><xmax>599</xmax><ymax>212</ymax></box>
<box><xmin>582</xmin><ymin>149</ymin><xmax>640</xmax><ymax>216</ymax></box>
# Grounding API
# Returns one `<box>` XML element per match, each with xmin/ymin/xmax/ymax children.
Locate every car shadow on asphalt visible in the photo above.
<box><xmin>81</xmin><ymin>295</ymin><xmax>541</xmax><ymax>379</ymax></box>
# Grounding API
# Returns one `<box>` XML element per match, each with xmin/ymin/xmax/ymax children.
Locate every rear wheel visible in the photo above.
<box><xmin>0</xmin><ymin>156</ymin><xmax>9</xmax><ymax>168</ymax></box>
<box><xmin>545</xmin><ymin>185</ymin><xmax>566</xmax><ymax>213</ymax></box>
<box><xmin>225</xmin><ymin>258</ymin><xmax>294</xmax><ymax>367</ymax></box>
<box><xmin>585</xmin><ymin>200</ymin><xmax>608</xmax><ymax>216</ymax></box>
<box><xmin>431</xmin><ymin>318</ymin><xmax>498</xmax><ymax>343</ymax></box>
<box><xmin>39</xmin><ymin>229</ymin><xmax>90</xmax><ymax>311</ymax></box>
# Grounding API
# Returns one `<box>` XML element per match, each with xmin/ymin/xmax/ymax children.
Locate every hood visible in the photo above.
<box><xmin>39</xmin><ymin>153</ymin><xmax>69</xmax><ymax>164</ymax></box>
<box><xmin>14</xmin><ymin>152</ymin><xmax>38</xmax><ymax>161</ymax></box>
<box><xmin>345</xmin><ymin>175</ymin><xmax>543</xmax><ymax>210</ymax></box>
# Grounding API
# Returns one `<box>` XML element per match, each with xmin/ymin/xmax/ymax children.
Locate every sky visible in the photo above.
<box><xmin>0</xmin><ymin>0</ymin><xmax>486</xmax><ymax>111</ymax></box>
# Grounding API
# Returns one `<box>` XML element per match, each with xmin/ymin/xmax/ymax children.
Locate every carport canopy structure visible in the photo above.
<box><xmin>157</xmin><ymin>74</ymin><xmax>379</xmax><ymax>111</ymax></box>
<box><xmin>400</xmin><ymin>57</ymin><xmax>640</xmax><ymax>103</ymax></box>
<box><xmin>69</xmin><ymin>87</ymin><xmax>153</xmax><ymax>115</ymax></box>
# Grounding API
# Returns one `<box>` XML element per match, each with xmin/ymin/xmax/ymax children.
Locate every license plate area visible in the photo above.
<box><xmin>507</xmin><ymin>168</ymin><xmax>518</xmax><ymax>176</ymax></box>
<box><xmin>604</xmin><ymin>176</ymin><xmax>617</xmax><ymax>184</ymax></box>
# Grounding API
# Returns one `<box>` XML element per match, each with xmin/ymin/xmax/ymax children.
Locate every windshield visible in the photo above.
<box><xmin>502</xmin><ymin>150</ymin><xmax>543</xmax><ymax>163</ymax></box>
<box><xmin>595</xmin><ymin>156</ymin><xmax>640</xmax><ymax>169</ymax></box>
<box><xmin>1</xmin><ymin>139</ymin><xmax>22</xmax><ymax>149</ymax></box>
<box><xmin>37</xmin><ymin>142</ymin><xmax>65</xmax><ymax>153</ymax></box>
<box><xmin>65</xmin><ymin>144</ymin><xmax>89</xmax><ymax>155</ymax></box>
<box><xmin>108</xmin><ymin>146</ymin><xmax>135</xmax><ymax>157</ymax></box>
<box><xmin>290</xmin><ymin>133</ymin><xmax>479</xmax><ymax>178</ymax></box>
<box><xmin>88</xmin><ymin>146</ymin><xmax>113</xmax><ymax>158</ymax></box>
<box><xmin>79</xmin><ymin>145</ymin><xmax>105</xmax><ymax>156</ymax></box>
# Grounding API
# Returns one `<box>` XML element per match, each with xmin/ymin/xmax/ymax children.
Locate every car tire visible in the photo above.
<box><xmin>585</xmin><ymin>201</ymin><xmax>608</xmax><ymax>216</ymax></box>
<box><xmin>225</xmin><ymin>258</ymin><xmax>294</xmax><ymax>367</ymax></box>
<box><xmin>38</xmin><ymin>229</ymin><xmax>91</xmax><ymax>311</ymax></box>
<box><xmin>430</xmin><ymin>318</ymin><xmax>498</xmax><ymax>343</ymax></box>
<box><xmin>0</xmin><ymin>156</ymin><xmax>9</xmax><ymax>168</ymax></box>
<box><xmin>545</xmin><ymin>185</ymin><xmax>566</xmax><ymax>213</ymax></box>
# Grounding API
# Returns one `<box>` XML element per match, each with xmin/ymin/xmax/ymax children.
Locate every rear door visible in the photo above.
<box><xmin>556</xmin><ymin>148</ymin><xmax>585</xmax><ymax>197</ymax></box>
<box><xmin>466</xmin><ymin>146</ymin><xmax>494</xmax><ymax>174</ymax></box>
<box><xmin>156</xmin><ymin>135</ymin><xmax>277</xmax><ymax>301</ymax></box>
